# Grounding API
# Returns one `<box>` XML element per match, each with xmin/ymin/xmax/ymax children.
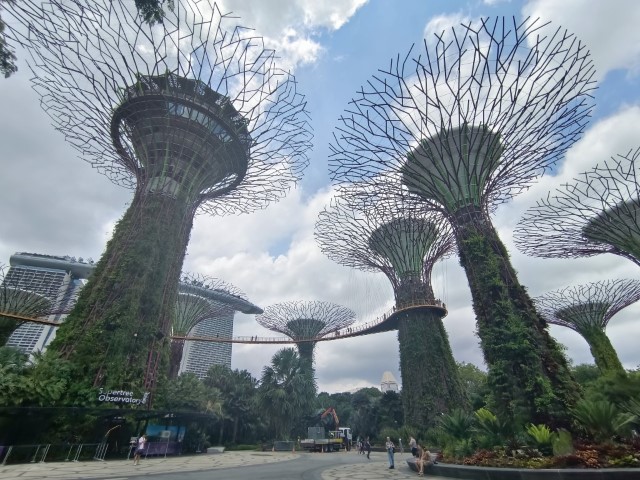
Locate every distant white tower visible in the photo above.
<box><xmin>380</xmin><ymin>371</ymin><xmax>399</xmax><ymax>393</ymax></box>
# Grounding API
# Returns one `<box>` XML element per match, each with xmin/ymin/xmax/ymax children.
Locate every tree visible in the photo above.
<box><xmin>204</xmin><ymin>365</ymin><xmax>259</xmax><ymax>444</ymax></box>
<box><xmin>258</xmin><ymin>348</ymin><xmax>316</xmax><ymax>440</ymax></box>
<box><xmin>457</xmin><ymin>362</ymin><xmax>489</xmax><ymax>410</ymax></box>
<box><xmin>1</xmin><ymin>1</ymin><xmax>173</xmax><ymax>78</ymax></box>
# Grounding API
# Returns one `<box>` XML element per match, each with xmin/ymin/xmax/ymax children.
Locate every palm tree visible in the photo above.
<box><xmin>258</xmin><ymin>348</ymin><xmax>316</xmax><ymax>440</ymax></box>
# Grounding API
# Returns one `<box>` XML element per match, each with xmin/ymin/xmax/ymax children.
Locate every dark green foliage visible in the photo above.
<box><xmin>204</xmin><ymin>365</ymin><xmax>259</xmax><ymax>444</ymax></box>
<box><xmin>258</xmin><ymin>348</ymin><xmax>316</xmax><ymax>440</ymax></box>
<box><xmin>45</xmin><ymin>192</ymin><xmax>192</xmax><ymax>399</ymax></box>
<box><xmin>350</xmin><ymin>388</ymin><xmax>380</xmax><ymax>439</ymax></box>
<box><xmin>377</xmin><ymin>390</ymin><xmax>404</xmax><ymax>431</ymax></box>
<box><xmin>457</xmin><ymin>362</ymin><xmax>489</xmax><ymax>410</ymax></box>
<box><xmin>583</xmin><ymin>370</ymin><xmax>640</xmax><ymax>406</ymax></box>
<box><xmin>571</xmin><ymin>363</ymin><xmax>601</xmax><ymax>386</ymax></box>
<box><xmin>454</xmin><ymin>211</ymin><xmax>580</xmax><ymax>427</ymax></box>
<box><xmin>397</xmin><ymin>307</ymin><xmax>468</xmax><ymax>429</ymax></box>
<box><xmin>135</xmin><ymin>0</ymin><xmax>174</xmax><ymax>25</ymax></box>
<box><xmin>571</xmin><ymin>399</ymin><xmax>636</xmax><ymax>443</ymax></box>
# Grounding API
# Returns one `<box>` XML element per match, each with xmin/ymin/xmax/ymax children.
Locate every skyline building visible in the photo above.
<box><xmin>380</xmin><ymin>371</ymin><xmax>399</xmax><ymax>393</ymax></box>
<box><xmin>177</xmin><ymin>277</ymin><xmax>263</xmax><ymax>379</ymax></box>
<box><xmin>5</xmin><ymin>252</ymin><xmax>95</xmax><ymax>354</ymax></box>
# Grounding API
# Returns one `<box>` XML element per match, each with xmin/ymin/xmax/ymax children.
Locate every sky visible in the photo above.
<box><xmin>2</xmin><ymin>0</ymin><xmax>640</xmax><ymax>394</ymax></box>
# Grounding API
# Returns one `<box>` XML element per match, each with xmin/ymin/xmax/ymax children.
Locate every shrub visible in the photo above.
<box><xmin>572</xmin><ymin>400</ymin><xmax>636</xmax><ymax>443</ymax></box>
<box><xmin>551</xmin><ymin>429</ymin><xmax>574</xmax><ymax>456</ymax></box>
<box><xmin>525</xmin><ymin>424</ymin><xmax>555</xmax><ymax>456</ymax></box>
<box><xmin>439</xmin><ymin>409</ymin><xmax>474</xmax><ymax>440</ymax></box>
<box><xmin>474</xmin><ymin>408</ymin><xmax>514</xmax><ymax>449</ymax></box>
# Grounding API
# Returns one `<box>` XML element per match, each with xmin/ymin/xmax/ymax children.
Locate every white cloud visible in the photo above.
<box><xmin>523</xmin><ymin>0</ymin><xmax>640</xmax><ymax>79</ymax></box>
<box><xmin>215</xmin><ymin>0</ymin><xmax>369</xmax><ymax>69</ymax></box>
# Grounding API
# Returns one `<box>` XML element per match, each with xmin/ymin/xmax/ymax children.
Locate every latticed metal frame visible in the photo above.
<box><xmin>328</xmin><ymin>17</ymin><xmax>595</xmax><ymax>214</ymax></box>
<box><xmin>256</xmin><ymin>301</ymin><xmax>356</xmax><ymax>341</ymax></box>
<box><xmin>535</xmin><ymin>279</ymin><xmax>640</xmax><ymax>333</ymax></box>
<box><xmin>7</xmin><ymin>0</ymin><xmax>312</xmax><ymax>215</ymax></box>
<box><xmin>515</xmin><ymin>148</ymin><xmax>640</xmax><ymax>266</ymax></box>
<box><xmin>315</xmin><ymin>188</ymin><xmax>455</xmax><ymax>296</ymax></box>
<box><xmin>173</xmin><ymin>273</ymin><xmax>245</xmax><ymax>336</ymax></box>
<box><xmin>0</xmin><ymin>264</ymin><xmax>56</xmax><ymax>321</ymax></box>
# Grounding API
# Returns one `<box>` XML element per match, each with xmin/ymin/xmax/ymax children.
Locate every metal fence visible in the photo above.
<box><xmin>0</xmin><ymin>443</ymin><xmax>105</xmax><ymax>466</ymax></box>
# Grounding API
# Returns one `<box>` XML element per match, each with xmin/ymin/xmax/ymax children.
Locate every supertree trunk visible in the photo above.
<box><xmin>168</xmin><ymin>340</ymin><xmax>186</xmax><ymax>380</ymax></box>
<box><xmin>296</xmin><ymin>341</ymin><xmax>316</xmax><ymax>383</ymax></box>
<box><xmin>582</xmin><ymin>327</ymin><xmax>625</xmax><ymax>374</ymax></box>
<box><xmin>396</xmin><ymin>281</ymin><xmax>467</xmax><ymax>428</ymax></box>
<box><xmin>49</xmin><ymin>191</ymin><xmax>191</xmax><ymax>397</ymax></box>
<box><xmin>453</xmin><ymin>207</ymin><xmax>580</xmax><ymax>427</ymax></box>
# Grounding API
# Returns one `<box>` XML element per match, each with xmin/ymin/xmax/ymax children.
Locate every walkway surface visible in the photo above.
<box><xmin>0</xmin><ymin>450</ymin><xmax>457</xmax><ymax>480</ymax></box>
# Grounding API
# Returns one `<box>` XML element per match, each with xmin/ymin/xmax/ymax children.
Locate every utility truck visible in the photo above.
<box><xmin>299</xmin><ymin>408</ymin><xmax>352</xmax><ymax>452</ymax></box>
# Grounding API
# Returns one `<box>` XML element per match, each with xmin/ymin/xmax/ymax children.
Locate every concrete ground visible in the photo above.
<box><xmin>0</xmin><ymin>450</ymin><xmax>458</xmax><ymax>480</ymax></box>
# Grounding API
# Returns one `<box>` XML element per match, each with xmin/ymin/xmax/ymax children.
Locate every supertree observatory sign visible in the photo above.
<box><xmin>97</xmin><ymin>388</ymin><xmax>150</xmax><ymax>406</ymax></box>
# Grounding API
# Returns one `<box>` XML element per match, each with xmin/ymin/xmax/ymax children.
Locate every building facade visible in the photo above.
<box><xmin>4</xmin><ymin>252</ymin><xmax>95</xmax><ymax>354</ymax></box>
<box><xmin>380</xmin><ymin>371</ymin><xmax>400</xmax><ymax>393</ymax></box>
<box><xmin>179</xmin><ymin>308</ymin><xmax>235</xmax><ymax>377</ymax></box>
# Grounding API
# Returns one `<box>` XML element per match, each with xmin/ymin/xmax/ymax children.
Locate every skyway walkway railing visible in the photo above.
<box><xmin>2</xmin><ymin>299</ymin><xmax>447</xmax><ymax>345</ymax></box>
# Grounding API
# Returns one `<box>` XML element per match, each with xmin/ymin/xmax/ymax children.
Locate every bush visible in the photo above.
<box><xmin>572</xmin><ymin>400</ymin><xmax>636</xmax><ymax>443</ymax></box>
<box><xmin>525</xmin><ymin>424</ymin><xmax>555</xmax><ymax>456</ymax></box>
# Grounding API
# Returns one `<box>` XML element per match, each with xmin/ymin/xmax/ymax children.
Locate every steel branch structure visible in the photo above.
<box><xmin>256</xmin><ymin>301</ymin><xmax>355</xmax><ymax>378</ymax></box>
<box><xmin>515</xmin><ymin>148</ymin><xmax>640</xmax><ymax>266</ymax></box>
<box><xmin>328</xmin><ymin>17</ymin><xmax>596</xmax><ymax>427</ymax></box>
<box><xmin>0</xmin><ymin>264</ymin><xmax>56</xmax><ymax>345</ymax></box>
<box><xmin>535</xmin><ymin>279</ymin><xmax>640</xmax><ymax>374</ymax></box>
<box><xmin>6</xmin><ymin>0</ymin><xmax>311</xmax><ymax>396</ymax></box>
<box><xmin>315</xmin><ymin>189</ymin><xmax>466</xmax><ymax>427</ymax></box>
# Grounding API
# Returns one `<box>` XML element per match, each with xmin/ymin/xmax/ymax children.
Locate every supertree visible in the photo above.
<box><xmin>315</xmin><ymin>188</ymin><xmax>467</xmax><ymax>428</ymax></box>
<box><xmin>515</xmin><ymin>148</ymin><xmax>640</xmax><ymax>266</ymax></box>
<box><xmin>6</xmin><ymin>0</ymin><xmax>311</xmax><ymax>394</ymax></box>
<box><xmin>328</xmin><ymin>17</ymin><xmax>596</xmax><ymax>426</ymax></box>
<box><xmin>534</xmin><ymin>279</ymin><xmax>640</xmax><ymax>375</ymax></box>
<box><xmin>256</xmin><ymin>301</ymin><xmax>355</xmax><ymax>377</ymax></box>
<box><xmin>171</xmin><ymin>272</ymin><xmax>262</xmax><ymax>378</ymax></box>
<box><xmin>0</xmin><ymin>264</ymin><xmax>54</xmax><ymax>345</ymax></box>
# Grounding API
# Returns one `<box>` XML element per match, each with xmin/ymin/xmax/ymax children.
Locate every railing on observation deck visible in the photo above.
<box><xmin>1</xmin><ymin>299</ymin><xmax>447</xmax><ymax>345</ymax></box>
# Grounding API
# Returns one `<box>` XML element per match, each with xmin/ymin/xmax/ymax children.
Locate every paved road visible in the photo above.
<box><xmin>0</xmin><ymin>450</ymin><xmax>460</xmax><ymax>480</ymax></box>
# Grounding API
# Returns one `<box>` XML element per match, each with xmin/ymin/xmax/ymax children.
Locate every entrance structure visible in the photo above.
<box><xmin>7</xmin><ymin>0</ymin><xmax>311</xmax><ymax>395</ymax></box>
<box><xmin>328</xmin><ymin>17</ymin><xmax>595</xmax><ymax>426</ymax></box>
<box><xmin>535</xmin><ymin>279</ymin><xmax>640</xmax><ymax>374</ymax></box>
<box><xmin>515</xmin><ymin>148</ymin><xmax>640</xmax><ymax>267</ymax></box>
<box><xmin>315</xmin><ymin>190</ymin><xmax>466</xmax><ymax>428</ymax></box>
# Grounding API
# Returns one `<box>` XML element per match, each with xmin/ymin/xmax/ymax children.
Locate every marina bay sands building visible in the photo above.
<box><xmin>177</xmin><ymin>278</ymin><xmax>263</xmax><ymax>379</ymax></box>
<box><xmin>5</xmin><ymin>252</ymin><xmax>95</xmax><ymax>353</ymax></box>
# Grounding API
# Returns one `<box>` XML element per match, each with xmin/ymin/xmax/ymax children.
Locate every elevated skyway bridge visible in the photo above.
<box><xmin>2</xmin><ymin>300</ymin><xmax>447</xmax><ymax>344</ymax></box>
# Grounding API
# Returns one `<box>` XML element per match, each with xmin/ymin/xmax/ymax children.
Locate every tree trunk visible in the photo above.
<box><xmin>452</xmin><ymin>206</ymin><xmax>580</xmax><ymax>427</ymax></box>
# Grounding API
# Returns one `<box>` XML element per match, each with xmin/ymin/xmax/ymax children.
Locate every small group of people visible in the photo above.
<box><xmin>355</xmin><ymin>436</ymin><xmax>371</xmax><ymax>458</ymax></box>
<box><xmin>408</xmin><ymin>436</ymin><xmax>434</xmax><ymax>476</ymax></box>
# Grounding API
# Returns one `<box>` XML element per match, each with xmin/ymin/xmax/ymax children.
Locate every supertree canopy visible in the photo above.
<box><xmin>169</xmin><ymin>273</ymin><xmax>259</xmax><ymax>379</ymax></box>
<box><xmin>0</xmin><ymin>264</ymin><xmax>54</xmax><ymax>345</ymax></box>
<box><xmin>328</xmin><ymin>17</ymin><xmax>595</xmax><ymax>426</ymax></box>
<box><xmin>515</xmin><ymin>148</ymin><xmax>640</xmax><ymax>267</ymax></box>
<box><xmin>256</xmin><ymin>301</ymin><xmax>355</xmax><ymax>374</ymax></box>
<box><xmin>315</xmin><ymin>189</ymin><xmax>466</xmax><ymax>428</ymax></box>
<box><xmin>535</xmin><ymin>279</ymin><xmax>640</xmax><ymax>374</ymax></box>
<box><xmin>6</xmin><ymin>0</ymin><xmax>311</xmax><ymax>396</ymax></box>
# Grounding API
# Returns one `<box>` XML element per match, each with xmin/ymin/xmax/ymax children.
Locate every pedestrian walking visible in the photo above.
<box><xmin>365</xmin><ymin>437</ymin><xmax>371</xmax><ymax>459</ymax></box>
<box><xmin>385</xmin><ymin>436</ymin><xmax>395</xmax><ymax>469</ymax></box>
<box><xmin>133</xmin><ymin>433</ymin><xmax>147</xmax><ymax>465</ymax></box>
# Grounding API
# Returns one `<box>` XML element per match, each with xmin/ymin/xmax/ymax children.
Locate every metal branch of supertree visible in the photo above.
<box><xmin>1</xmin><ymin>264</ymin><xmax>58</xmax><ymax>343</ymax></box>
<box><xmin>256</xmin><ymin>301</ymin><xmax>356</xmax><ymax>341</ymax></box>
<box><xmin>328</xmin><ymin>17</ymin><xmax>595</xmax><ymax>213</ymax></box>
<box><xmin>179</xmin><ymin>272</ymin><xmax>263</xmax><ymax>314</ymax></box>
<box><xmin>515</xmin><ymin>147</ymin><xmax>640</xmax><ymax>266</ymax></box>
<box><xmin>315</xmin><ymin>187</ymin><xmax>455</xmax><ymax>296</ymax></box>
<box><xmin>534</xmin><ymin>279</ymin><xmax>640</xmax><ymax>332</ymax></box>
<box><xmin>174</xmin><ymin>273</ymin><xmax>243</xmax><ymax>337</ymax></box>
<box><xmin>7</xmin><ymin>0</ymin><xmax>312</xmax><ymax>216</ymax></box>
